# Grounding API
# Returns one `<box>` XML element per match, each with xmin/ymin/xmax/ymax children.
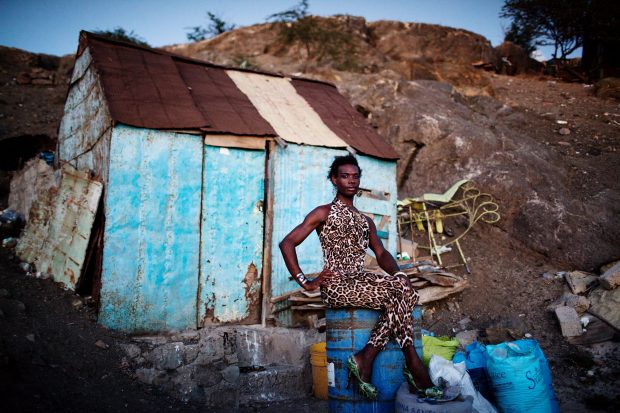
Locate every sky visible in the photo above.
<box><xmin>1</xmin><ymin>0</ymin><xmax>511</xmax><ymax>56</ymax></box>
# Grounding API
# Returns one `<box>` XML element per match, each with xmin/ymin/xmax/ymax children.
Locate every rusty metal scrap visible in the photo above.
<box><xmin>16</xmin><ymin>164</ymin><xmax>103</xmax><ymax>289</ymax></box>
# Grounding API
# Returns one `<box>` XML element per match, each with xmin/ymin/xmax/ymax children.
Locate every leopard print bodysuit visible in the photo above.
<box><xmin>319</xmin><ymin>197</ymin><xmax>419</xmax><ymax>349</ymax></box>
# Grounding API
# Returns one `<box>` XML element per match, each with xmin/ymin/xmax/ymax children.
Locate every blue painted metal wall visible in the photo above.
<box><xmin>354</xmin><ymin>156</ymin><xmax>398</xmax><ymax>255</ymax></box>
<box><xmin>270</xmin><ymin>144</ymin><xmax>397</xmax><ymax>302</ymax></box>
<box><xmin>99</xmin><ymin>125</ymin><xmax>203</xmax><ymax>332</ymax></box>
<box><xmin>198</xmin><ymin>145</ymin><xmax>265</xmax><ymax>324</ymax></box>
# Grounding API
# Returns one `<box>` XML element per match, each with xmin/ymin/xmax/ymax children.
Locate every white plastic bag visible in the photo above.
<box><xmin>429</xmin><ymin>354</ymin><xmax>498</xmax><ymax>413</ymax></box>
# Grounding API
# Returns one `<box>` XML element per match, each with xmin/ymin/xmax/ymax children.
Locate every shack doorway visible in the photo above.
<box><xmin>197</xmin><ymin>145</ymin><xmax>266</xmax><ymax>325</ymax></box>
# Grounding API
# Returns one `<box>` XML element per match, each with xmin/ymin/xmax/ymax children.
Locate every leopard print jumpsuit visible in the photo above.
<box><xmin>319</xmin><ymin>198</ymin><xmax>419</xmax><ymax>349</ymax></box>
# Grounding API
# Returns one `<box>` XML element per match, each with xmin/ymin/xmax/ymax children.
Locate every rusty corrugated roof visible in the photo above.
<box><xmin>78</xmin><ymin>31</ymin><xmax>399</xmax><ymax>159</ymax></box>
<box><xmin>292</xmin><ymin>79</ymin><xmax>400</xmax><ymax>160</ymax></box>
<box><xmin>82</xmin><ymin>32</ymin><xmax>276</xmax><ymax>136</ymax></box>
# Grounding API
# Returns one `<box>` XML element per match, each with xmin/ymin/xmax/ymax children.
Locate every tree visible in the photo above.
<box><xmin>186</xmin><ymin>12</ymin><xmax>236</xmax><ymax>42</ymax></box>
<box><xmin>267</xmin><ymin>1</ymin><xmax>359</xmax><ymax>70</ymax></box>
<box><xmin>94</xmin><ymin>27</ymin><xmax>149</xmax><ymax>47</ymax></box>
<box><xmin>267</xmin><ymin>0</ymin><xmax>309</xmax><ymax>23</ymax></box>
<box><xmin>504</xmin><ymin>21</ymin><xmax>536</xmax><ymax>55</ymax></box>
<box><xmin>501</xmin><ymin>0</ymin><xmax>587</xmax><ymax>60</ymax></box>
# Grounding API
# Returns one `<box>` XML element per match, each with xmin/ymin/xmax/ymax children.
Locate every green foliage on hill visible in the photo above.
<box><xmin>268</xmin><ymin>1</ymin><xmax>359</xmax><ymax>71</ymax></box>
<box><xmin>186</xmin><ymin>12</ymin><xmax>236</xmax><ymax>42</ymax></box>
<box><xmin>93</xmin><ymin>27</ymin><xmax>149</xmax><ymax>47</ymax></box>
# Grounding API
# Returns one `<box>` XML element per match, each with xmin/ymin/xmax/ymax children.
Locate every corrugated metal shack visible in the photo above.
<box><xmin>57</xmin><ymin>31</ymin><xmax>400</xmax><ymax>332</ymax></box>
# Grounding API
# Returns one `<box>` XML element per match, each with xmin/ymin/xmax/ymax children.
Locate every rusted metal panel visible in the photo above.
<box><xmin>58</xmin><ymin>47</ymin><xmax>113</xmax><ymax>183</ymax></box>
<box><xmin>86</xmin><ymin>33</ymin><xmax>207</xmax><ymax>129</ymax></box>
<box><xmin>292</xmin><ymin>78</ymin><xmax>400</xmax><ymax>160</ymax></box>
<box><xmin>82</xmin><ymin>32</ymin><xmax>275</xmax><ymax>136</ymax></box>
<box><xmin>16</xmin><ymin>164</ymin><xmax>103</xmax><ymax>290</ymax></box>
<box><xmin>176</xmin><ymin>62</ymin><xmax>276</xmax><ymax>136</ymax></box>
<box><xmin>99</xmin><ymin>125</ymin><xmax>202</xmax><ymax>332</ymax></box>
<box><xmin>198</xmin><ymin>146</ymin><xmax>265</xmax><ymax>324</ymax></box>
<box><xmin>226</xmin><ymin>70</ymin><xmax>349</xmax><ymax>148</ymax></box>
<box><xmin>270</xmin><ymin>144</ymin><xmax>398</xmax><ymax>304</ymax></box>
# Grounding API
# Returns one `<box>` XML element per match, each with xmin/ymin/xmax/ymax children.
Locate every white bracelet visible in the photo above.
<box><xmin>393</xmin><ymin>271</ymin><xmax>407</xmax><ymax>277</ymax></box>
<box><xmin>296</xmin><ymin>272</ymin><xmax>308</xmax><ymax>285</ymax></box>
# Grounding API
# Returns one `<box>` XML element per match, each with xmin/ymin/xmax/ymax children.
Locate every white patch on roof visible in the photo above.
<box><xmin>226</xmin><ymin>70</ymin><xmax>348</xmax><ymax>148</ymax></box>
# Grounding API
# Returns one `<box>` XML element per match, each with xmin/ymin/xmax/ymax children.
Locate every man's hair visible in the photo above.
<box><xmin>327</xmin><ymin>154</ymin><xmax>362</xmax><ymax>179</ymax></box>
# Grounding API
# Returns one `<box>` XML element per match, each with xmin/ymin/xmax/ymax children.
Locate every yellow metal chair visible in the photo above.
<box><xmin>397</xmin><ymin>180</ymin><xmax>500</xmax><ymax>272</ymax></box>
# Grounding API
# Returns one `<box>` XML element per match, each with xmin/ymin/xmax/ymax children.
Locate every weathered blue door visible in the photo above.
<box><xmin>198</xmin><ymin>145</ymin><xmax>265</xmax><ymax>324</ymax></box>
<box><xmin>99</xmin><ymin>126</ymin><xmax>203</xmax><ymax>332</ymax></box>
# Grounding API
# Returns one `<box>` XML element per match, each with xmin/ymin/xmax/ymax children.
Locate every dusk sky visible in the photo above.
<box><xmin>1</xmin><ymin>0</ymin><xmax>511</xmax><ymax>55</ymax></box>
<box><xmin>2</xmin><ymin>0</ymin><xmax>577</xmax><ymax>60</ymax></box>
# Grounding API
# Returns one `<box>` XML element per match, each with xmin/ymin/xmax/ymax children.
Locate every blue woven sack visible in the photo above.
<box><xmin>511</xmin><ymin>339</ymin><xmax>559</xmax><ymax>413</ymax></box>
<box><xmin>486</xmin><ymin>340</ymin><xmax>552</xmax><ymax>413</ymax></box>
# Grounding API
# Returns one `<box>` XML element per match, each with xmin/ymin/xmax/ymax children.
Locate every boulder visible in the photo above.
<box><xmin>594</xmin><ymin>77</ymin><xmax>620</xmax><ymax>100</ymax></box>
<box><xmin>555</xmin><ymin>306</ymin><xmax>583</xmax><ymax>337</ymax></box>
<box><xmin>599</xmin><ymin>262</ymin><xmax>620</xmax><ymax>290</ymax></box>
<box><xmin>589</xmin><ymin>287</ymin><xmax>620</xmax><ymax>330</ymax></box>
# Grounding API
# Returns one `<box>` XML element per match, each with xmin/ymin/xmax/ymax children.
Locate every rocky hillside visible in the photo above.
<box><xmin>165</xmin><ymin>17</ymin><xmax>618</xmax><ymax>270</ymax></box>
<box><xmin>1</xmin><ymin>17</ymin><xmax>618</xmax><ymax>270</ymax></box>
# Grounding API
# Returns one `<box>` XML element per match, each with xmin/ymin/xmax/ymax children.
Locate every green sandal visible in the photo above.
<box><xmin>346</xmin><ymin>356</ymin><xmax>378</xmax><ymax>399</ymax></box>
<box><xmin>403</xmin><ymin>366</ymin><xmax>443</xmax><ymax>398</ymax></box>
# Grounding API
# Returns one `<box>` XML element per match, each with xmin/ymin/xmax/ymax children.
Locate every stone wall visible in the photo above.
<box><xmin>119</xmin><ymin>325</ymin><xmax>324</xmax><ymax>408</ymax></box>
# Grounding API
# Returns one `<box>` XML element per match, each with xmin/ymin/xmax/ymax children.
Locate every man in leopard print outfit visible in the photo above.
<box><xmin>279</xmin><ymin>154</ymin><xmax>433</xmax><ymax>396</ymax></box>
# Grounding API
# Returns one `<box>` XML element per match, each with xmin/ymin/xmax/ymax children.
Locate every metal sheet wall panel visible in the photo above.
<box><xmin>99</xmin><ymin>125</ymin><xmax>202</xmax><ymax>332</ymax></box>
<box><xmin>16</xmin><ymin>165</ymin><xmax>102</xmax><ymax>290</ymax></box>
<box><xmin>58</xmin><ymin>47</ymin><xmax>113</xmax><ymax>183</ymax></box>
<box><xmin>198</xmin><ymin>146</ymin><xmax>265</xmax><ymax>324</ymax></box>
<box><xmin>270</xmin><ymin>145</ymin><xmax>398</xmax><ymax>299</ymax></box>
<box><xmin>355</xmin><ymin>158</ymin><xmax>398</xmax><ymax>255</ymax></box>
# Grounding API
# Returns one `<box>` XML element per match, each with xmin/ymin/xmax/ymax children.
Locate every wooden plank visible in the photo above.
<box><xmin>270</xmin><ymin>288</ymin><xmax>304</xmax><ymax>304</ymax></box>
<box><xmin>261</xmin><ymin>140</ymin><xmax>276</xmax><ymax>325</ymax></box>
<box><xmin>289</xmin><ymin>296</ymin><xmax>322</xmax><ymax>303</ymax></box>
<box><xmin>203</xmin><ymin>134</ymin><xmax>268</xmax><ymax>150</ymax></box>
<box><xmin>291</xmin><ymin>304</ymin><xmax>327</xmax><ymax>311</ymax></box>
<box><xmin>358</xmin><ymin>188</ymin><xmax>389</xmax><ymax>201</ymax></box>
<box><xmin>418</xmin><ymin>280</ymin><xmax>468</xmax><ymax>304</ymax></box>
<box><xmin>417</xmin><ymin>272</ymin><xmax>460</xmax><ymax>286</ymax></box>
<box><xmin>568</xmin><ymin>314</ymin><xmax>616</xmax><ymax>345</ymax></box>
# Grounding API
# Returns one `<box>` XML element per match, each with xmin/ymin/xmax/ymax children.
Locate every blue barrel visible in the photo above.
<box><xmin>326</xmin><ymin>307</ymin><xmax>423</xmax><ymax>413</ymax></box>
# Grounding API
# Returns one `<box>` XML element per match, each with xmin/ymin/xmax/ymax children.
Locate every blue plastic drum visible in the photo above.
<box><xmin>326</xmin><ymin>307</ymin><xmax>423</xmax><ymax>413</ymax></box>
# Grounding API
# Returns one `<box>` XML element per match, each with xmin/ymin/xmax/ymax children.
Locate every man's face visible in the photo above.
<box><xmin>331</xmin><ymin>164</ymin><xmax>361</xmax><ymax>197</ymax></box>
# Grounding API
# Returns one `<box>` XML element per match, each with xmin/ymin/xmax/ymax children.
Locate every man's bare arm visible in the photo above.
<box><xmin>279</xmin><ymin>205</ymin><xmax>331</xmax><ymax>290</ymax></box>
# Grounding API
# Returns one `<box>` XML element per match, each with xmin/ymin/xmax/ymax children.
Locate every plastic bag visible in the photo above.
<box><xmin>422</xmin><ymin>335</ymin><xmax>459</xmax><ymax>367</ymax></box>
<box><xmin>429</xmin><ymin>355</ymin><xmax>498</xmax><ymax>413</ymax></box>
<box><xmin>486</xmin><ymin>341</ymin><xmax>552</xmax><ymax>413</ymax></box>
<box><xmin>453</xmin><ymin>341</ymin><xmax>495</xmax><ymax>404</ymax></box>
